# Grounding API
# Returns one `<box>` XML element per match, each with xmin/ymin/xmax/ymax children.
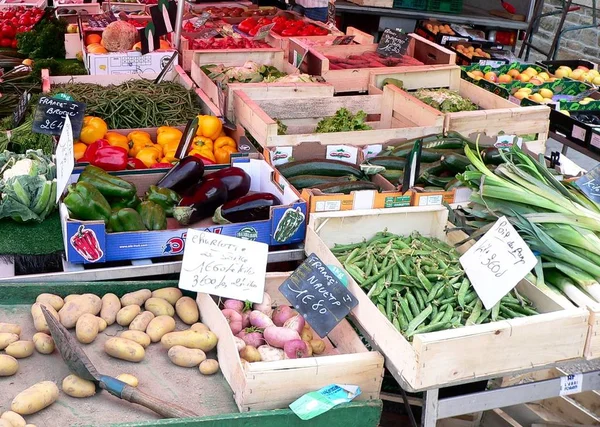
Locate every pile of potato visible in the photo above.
<box><xmin>0</xmin><ymin>287</ymin><xmax>220</xmax><ymax>419</ymax></box>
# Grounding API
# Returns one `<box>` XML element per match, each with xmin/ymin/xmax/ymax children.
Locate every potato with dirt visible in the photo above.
<box><xmin>116</xmin><ymin>374</ymin><xmax>138</xmax><ymax>387</ymax></box>
<box><xmin>59</xmin><ymin>295</ymin><xmax>100</xmax><ymax>328</ymax></box>
<box><xmin>199</xmin><ymin>359</ymin><xmax>219</xmax><ymax>375</ymax></box>
<box><xmin>76</xmin><ymin>314</ymin><xmax>99</xmax><ymax>344</ymax></box>
<box><xmin>116</xmin><ymin>305</ymin><xmax>141</xmax><ymax>326</ymax></box>
<box><xmin>96</xmin><ymin>317</ymin><xmax>107</xmax><ymax>332</ymax></box>
<box><xmin>36</xmin><ymin>293</ymin><xmax>64</xmax><ymax>311</ymax></box>
<box><xmin>100</xmin><ymin>293</ymin><xmax>121</xmax><ymax>325</ymax></box>
<box><xmin>129</xmin><ymin>311</ymin><xmax>155</xmax><ymax>332</ymax></box>
<box><xmin>161</xmin><ymin>330</ymin><xmax>218</xmax><ymax>351</ymax></box>
<box><xmin>175</xmin><ymin>297</ymin><xmax>199</xmax><ymax>325</ymax></box>
<box><xmin>151</xmin><ymin>287</ymin><xmax>182</xmax><ymax>305</ymax></box>
<box><xmin>120</xmin><ymin>330</ymin><xmax>151</xmax><ymax>348</ymax></box>
<box><xmin>0</xmin><ymin>354</ymin><xmax>18</xmax><ymax>376</ymax></box>
<box><xmin>32</xmin><ymin>333</ymin><xmax>54</xmax><ymax>355</ymax></box>
<box><xmin>11</xmin><ymin>381</ymin><xmax>59</xmax><ymax>415</ymax></box>
<box><xmin>5</xmin><ymin>341</ymin><xmax>34</xmax><ymax>359</ymax></box>
<box><xmin>62</xmin><ymin>374</ymin><xmax>96</xmax><ymax>398</ymax></box>
<box><xmin>168</xmin><ymin>345</ymin><xmax>206</xmax><ymax>367</ymax></box>
<box><xmin>0</xmin><ymin>333</ymin><xmax>19</xmax><ymax>350</ymax></box>
<box><xmin>1</xmin><ymin>411</ymin><xmax>26</xmax><ymax>427</ymax></box>
<box><xmin>104</xmin><ymin>337</ymin><xmax>145</xmax><ymax>362</ymax></box>
<box><xmin>145</xmin><ymin>297</ymin><xmax>174</xmax><ymax>317</ymax></box>
<box><xmin>190</xmin><ymin>323</ymin><xmax>209</xmax><ymax>332</ymax></box>
<box><xmin>31</xmin><ymin>303</ymin><xmax>59</xmax><ymax>334</ymax></box>
<box><xmin>121</xmin><ymin>289</ymin><xmax>151</xmax><ymax>307</ymax></box>
<box><xmin>0</xmin><ymin>322</ymin><xmax>21</xmax><ymax>336</ymax></box>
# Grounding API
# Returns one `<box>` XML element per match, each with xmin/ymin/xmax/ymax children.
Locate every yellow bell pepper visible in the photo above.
<box><xmin>197</xmin><ymin>115</ymin><xmax>222</xmax><ymax>140</ymax></box>
<box><xmin>73</xmin><ymin>142</ymin><xmax>87</xmax><ymax>161</ymax></box>
<box><xmin>214</xmin><ymin>136</ymin><xmax>238</xmax><ymax>164</ymax></box>
<box><xmin>190</xmin><ymin>135</ymin><xmax>214</xmax><ymax>161</ymax></box>
<box><xmin>157</xmin><ymin>126</ymin><xmax>183</xmax><ymax>148</ymax></box>
<box><xmin>80</xmin><ymin>116</ymin><xmax>108</xmax><ymax>145</ymax></box>
<box><xmin>161</xmin><ymin>152</ymin><xmax>178</xmax><ymax>164</ymax></box>
<box><xmin>127</xmin><ymin>131</ymin><xmax>154</xmax><ymax>157</ymax></box>
<box><xmin>105</xmin><ymin>131</ymin><xmax>129</xmax><ymax>152</ymax></box>
<box><xmin>162</xmin><ymin>139</ymin><xmax>180</xmax><ymax>155</ymax></box>
<box><xmin>136</xmin><ymin>146</ymin><xmax>162</xmax><ymax>168</ymax></box>
<box><xmin>189</xmin><ymin>148</ymin><xmax>216</xmax><ymax>162</ymax></box>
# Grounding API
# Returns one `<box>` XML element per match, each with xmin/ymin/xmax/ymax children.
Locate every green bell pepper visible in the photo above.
<box><xmin>145</xmin><ymin>185</ymin><xmax>180</xmax><ymax>216</ymax></box>
<box><xmin>79</xmin><ymin>165</ymin><xmax>136</xmax><ymax>199</ymax></box>
<box><xmin>108</xmin><ymin>208</ymin><xmax>147</xmax><ymax>233</ymax></box>
<box><xmin>63</xmin><ymin>182</ymin><xmax>112</xmax><ymax>223</ymax></box>
<box><xmin>137</xmin><ymin>201</ymin><xmax>167</xmax><ymax>231</ymax></box>
<box><xmin>110</xmin><ymin>193</ymin><xmax>141</xmax><ymax>210</ymax></box>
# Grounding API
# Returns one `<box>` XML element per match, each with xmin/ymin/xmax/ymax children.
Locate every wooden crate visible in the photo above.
<box><xmin>190</xmin><ymin>49</ymin><xmax>332</xmax><ymax>121</ymax></box>
<box><xmin>287</xmin><ymin>27</ymin><xmax>374</xmax><ymax>62</ymax></box>
<box><xmin>196</xmin><ymin>272</ymin><xmax>385</xmax><ymax>412</ymax></box>
<box><xmin>304</xmin><ymin>206</ymin><xmax>590</xmax><ymax>392</ymax></box>
<box><xmin>233</xmin><ymin>84</ymin><xmax>443</xmax><ymax>148</ymax></box>
<box><xmin>369</xmin><ymin>65</ymin><xmax>551</xmax><ymax>150</ymax></box>
<box><xmin>346</xmin><ymin>0</ymin><xmax>393</xmax><ymax>8</ymax></box>
<box><xmin>288</xmin><ymin>33</ymin><xmax>456</xmax><ymax>93</ymax></box>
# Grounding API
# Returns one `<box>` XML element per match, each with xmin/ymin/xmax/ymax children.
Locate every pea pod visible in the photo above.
<box><xmin>405</xmin><ymin>305</ymin><xmax>433</xmax><ymax>336</ymax></box>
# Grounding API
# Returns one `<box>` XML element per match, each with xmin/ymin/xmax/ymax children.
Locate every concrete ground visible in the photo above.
<box><xmin>546</xmin><ymin>138</ymin><xmax>599</xmax><ymax>171</ymax></box>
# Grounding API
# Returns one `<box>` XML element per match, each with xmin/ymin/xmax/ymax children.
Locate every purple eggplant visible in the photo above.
<box><xmin>213</xmin><ymin>192</ymin><xmax>281</xmax><ymax>224</ymax></box>
<box><xmin>156</xmin><ymin>156</ymin><xmax>204</xmax><ymax>194</ymax></box>
<box><xmin>173</xmin><ymin>178</ymin><xmax>228</xmax><ymax>225</ymax></box>
<box><xmin>205</xmin><ymin>167</ymin><xmax>251</xmax><ymax>201</ymax></box>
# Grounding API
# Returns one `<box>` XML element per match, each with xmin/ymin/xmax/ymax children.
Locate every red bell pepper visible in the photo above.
<box><xmin>127</xmin><ymin>157</ymin><xmax>147</xmax><ymax>170</ymax></box>
<box><xmin>84</xmin><ymin>139</ymin><xmax>129</xmax><ymax>171</ymax></box>
<box><xmin>150</xmin><ymin>163</ymin><xmax>174</xmax><ymax>169</ymax></box>
<box><xmin>191</xmin><ymin>153</ymin><xmax>216</xmax><ymax>166</ymax></box>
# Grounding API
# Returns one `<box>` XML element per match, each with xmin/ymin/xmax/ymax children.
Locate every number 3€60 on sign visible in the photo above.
<box><xmin>459</xmin><ymin>216</ymin><xmax>537</xmax><ymax>310</ymax></box>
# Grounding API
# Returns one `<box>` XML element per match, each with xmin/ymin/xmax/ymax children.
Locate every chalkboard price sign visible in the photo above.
<box><xmin>13</xmin><ymin>90</ymin><xmax>31</xmax><ymax>128</ymax></box>
<box><xmin>32</xmin><ymin>96</ymin><xmax>86</xmax><ymax>138</ymax></box>
<box><xmin>377</xmin><ymin>28</ymin><xmax>410</xmax><ymax>58</ymax></box>
<box><xmin>575</xmin><ymin>164</ymin><xmax>600</xmax><ymax>203</ymax></box>
<box><xmin>279</xmin><ymin>253</ymin><xmax>358</xmax><ymax>338</ymax></box>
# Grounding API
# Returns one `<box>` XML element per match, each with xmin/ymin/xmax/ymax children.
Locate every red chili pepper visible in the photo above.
<box><xmin>70</xmin><ymin>225</ymin><xmax>103</xmax><ymax>262</ymax></box>
<box><xmin>127</xmin><ymin>157</ymin><xmax>147</xmax><ymax>170</ymax></box>
<box><xmin>191</xmin><ymin>153</ymin><xmax>216</xmax><ymax>165</ymax></box>
<box><xmin>84</xmin><ymin>139</ymin><xmax>128</xmax><ymax>171</ymax></box>
<box><xmin>150</xmin><ymin>162</ymin><xmax>174</xmax><ymax>169</ymax></box>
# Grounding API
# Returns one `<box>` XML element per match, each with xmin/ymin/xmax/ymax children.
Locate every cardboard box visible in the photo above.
<box><xmin>61</xmin><ymin>158</ymin><xmax>307</xmax><ymax>264</ymax></box>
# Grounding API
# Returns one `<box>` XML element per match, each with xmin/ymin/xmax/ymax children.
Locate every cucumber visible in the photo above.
<box><xmin>441</xmin><ymin>154</ymin><xmax>470</xmax><ymax>173</ymax></box>
<box><xmin>388</xmin><ymin>148</ymin><xmax>463</xmax><ymax>162</ymax></box>
<box><xmin>313</xmin><ymin>181</ymin><xmax>379</xmax><ymax>194</ymax></box>
<box><xmin>288</xmin><ymin>175</ymin><xmax>356</xmax><ymax>190</ymax></box>
<box><xmin>277</xmin><ymin>159</ymin><xmax>363</xmax><ymax>179</ymax></box>
<box><xmin>366</xmin><ymin>156</ymin><xmax>407</xmax><ymax>170</ymax></box>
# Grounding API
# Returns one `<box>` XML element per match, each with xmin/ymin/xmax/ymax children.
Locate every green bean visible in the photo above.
<box><xmin>464</xmin><ymin>291</ymin><xmax>478</xmax><ymax>305</ymax></box>
<box><xmin>503</xmin><ymin>303</ymin><xmax>539</xmax><ymax>316</ymax></box>
<box><xmin>392</xmin><ymin>317</ymin><xmax>402</xmax><ymax>332</ymax></box>
<box><xmin>491</xmin><ymin>301</ymin><xmax>501</xmax><ymax>322</ymax></box>
<box><xmin>416</xmin><ymin>269</ymin><xmax>433</xmax><ymax>292</ymax></box>
<box><xmin>441</xmin><ymin>305</ymin><xmax>454</xmax><ymax>322</ymax></box>
<box><xmin>359</xmin><ymin>262</ymin><xmax>395</xmax><ymax>288</ymax></box>
<box><xmin>427</xmin><ymin>282</ymin><xmax>444</xmax><ymax>302</ymax></box>
<box><xmin>405</xmin><ymin>305</ymin><xmax>433</xmax><ymax>336</ymax></box>
<box><xmin>432</xmin><ymin>310</ymin><xmax>445</xmax><ymax>323</ymax></box>
<box><xmin>345</xmin><ymin>247</ymin><xmax>361</xmax><ymax>265</ymax></box>
<box><xmin>500</xmin><ymin>305</ymin><xmax>526</xmax><ymax>318</ymax></box>
<box><xmin>397</xmin><ymin>303</ymin><xmax>409</xmax><ymax>330</ymax></box>
<box><xmin>476</xmin><ymin>309</ymin><xmax>491</xmax><ymax>324</ymax></box>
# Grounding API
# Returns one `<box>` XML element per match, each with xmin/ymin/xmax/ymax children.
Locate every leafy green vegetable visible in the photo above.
<box><xmin>17</xmin><ymin>18</ymin><xmax>67</xmax><ymax>60</ymax></box>
<box><xmin>201</xmin><ymin>61</ymin><xmax>313</xmax><ymax>86</ymax></box>
<box><xmin>413</xmin><ymin>88</ymin><xmax>478</xmax><ymax>113</ymax></box>
<box><xmin>30</xmin><ymin>59</ymin><xmax>87</xmax><ymax>81</ymax></box>
<box><xmin>315</xmin><ymin>108</ymin><xmax>372</xmax><ymax>133</ymax></box>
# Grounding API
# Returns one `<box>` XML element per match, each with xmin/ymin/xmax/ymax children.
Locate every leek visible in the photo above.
<box><xmin>542</xmin><ymin>260</ymin><xmax>600</xmax><ymax>303</ymax></box>
<box><xmin>545</xmin><ymin>269</ymin><xmax>598</xmax><ymax>308</ymax></box>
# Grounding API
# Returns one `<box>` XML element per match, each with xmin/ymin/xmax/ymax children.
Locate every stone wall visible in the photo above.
<box><xmin>522</xmin><ymin>0</ymin><xmax>600</xmax><ymax>62</ymax></box>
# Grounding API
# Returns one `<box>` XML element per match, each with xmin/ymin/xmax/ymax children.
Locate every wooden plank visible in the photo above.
<box><xmin>481</xmin><ymin>409</ymin><xmax>525</xmax><ymax>427</ymax></box>
<box><xmin>538</xmin><ymin>397</ymin><xmax>600</xmax><ymax>425</ymax></box>
<box><xmin>191</xmin><ymin>49</ymin><xmax>284</xmax><ymax>69</ymax></box>
<box><xmin>369</xmin><ymin>65</ymin><xmax>461</xmax><ymax>91</ymax></box>
<box><xmin>232</xmin><ymin>90</ymin><xmax>278</xmax><ymax>150</ymax></box>
<box><xmin>257</xmin><ymin>94</ymin><xmax>382</xmax><ymax>119</ymax></box>
<box><xmin>459</xmin><ymin>79</ymin><xmax>515</xmax><ymax>110</ymax></box>
<box><xmin>347</xmin><ymin>0</ymin><xmax>392</xmax><ymax>7</ymax></box>
<box><xmin>346</xmin><ymin>27</ymin><xmax>375</xmax><ymax>44</ymax></box>
<box><xmin>409</xmin><ymin>33</ymin><xmax>456</xmax><ymax>66</ymax></box>
<box><xmin>391</xmin><ymin>86</ymin><xmax>445</xmax><ymax>128</ymax></box>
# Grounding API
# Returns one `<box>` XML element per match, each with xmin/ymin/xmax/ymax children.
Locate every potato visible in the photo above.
<box><xmin>0</xmin><ymin>322</ymin><xmax>21</xmax><ymax>336</ymax></box>
<box><xmin>116</xmin><ymin>305</ymin><xmax>141</xmax><ymax>326</ymax></box>
<box><xmin>100</xmin><ymin>293</ymin><xmax>121</xmax><ymax>326</ymax></box>
<box><xmin>161</xmin><ymin>330</ymin><xmax>218</xmax><ymax>352</ymax></box>
<box><xmin>59</xmin><ymin>296</ymin><xmax>98</xmax><ymax>329</ymax></box>
<box><xmin>83</xmin><ymin>294</ymin><xmax>102</xmax><ymax>315</ymax></box>
<box><xmin>0</xmin><ymin>333</ymin><xmax>19</xmax><ymax>350</ymax></box>
<box><xmin>36</xmin><ymin>293</ymin><xmax>64</xmax><ymax>311</ymax></box>
<box><xmin>190</xmin><ymin>322</ymin><xmax>209</xmax><ymax>333</ymax></box>
<box><xmin>0</xmin><ymin>420</ymin><xmax>12</xmax><ymax>427</ymax></box>
<box><xmin>96</xmin><ymin>317</ymin><xmax>107</xmax><ymax>332</ymax></box>
<box><xmin>104</xmin><ymin>337</ymin><xmax>145</xmax><ymax>362</ymax></box>
<box><xmin>64</xmin><ymin>294</ymin><xmax>79</xmax><ymax>303</ymax></box>
<box><xmin>146</xmin><ymin>315</ymin><xmax>175</xmax><ymax>343</ymax></box>
<box><xmin>121</xmin><ymin>289</ymin><xmax>151</xmax><ymax>307</ymax></box>
<box><xmin>116</xmin><ymin>373</ymin><xmax>138</xmax><ymax>387</ymax></box>
<box><xmin>175</xmin><ymin>297</ymin><xmax>199</xmax><ymax>325</ymax></box>
<box><xmin>167</xmin><ymin>345</ymin><xmax>206</xmax><ymax>367</ymax></box>
<box><xmin>0</xmin><ymin>355</ymin><xmax>18</xmax><ymax>376</ymax></box>
<box><xmin>32</xmin><ymin>333</ymin><xmax>54</xmax><ymax>355</ymax></box>
<box><xmin>151</xmin><ymin>287</ymin><xmax>182</xmax><ymax>305</ymax></box>
<box><xmin>11</xmin><ymin>381</ymin><xmax>59</xmax><ymax>415</ymax></box>
<box><xmin>62</xmin><ymin>374</ymin><xmax>96</xmax><ymax>398</ymax></box>
<box><xmin>31</xmin><ymin>303</ymin><xmax>59</xmax><ymax>334</ymax></box>
<box><xmin>76</xmin><ymin>314</ymin><xmax>99</xmax><ymax>344</ymax></box>
<box><xmin>145</xmin><ymin>298</ymin><xmax>174</xmax><ymax>317</ymax></box>
<box><xmin>129</xmin><ymin>311</ymin><xmax>155</xmax><ymax>332</ymax></box>
<box><xmin>119</xmin><ymin>330</ymin><xmax>151</xmax><ymax>348</ymax></box>
<box><xmin>25</xmin><ymin>424</ymin><xmax>37</xmax><ymax>427</ymax></box>
<box><xmin>5</xmin><ymin>341</ymin><xmax>34</xmax><ymax>359</ymax></box>
<box><xmin>199</xmin><ymin>359</ymin><xmax>219</xmax><ymax>375</ymax></box>
<box><xmin>1</xmin><ymin>411</ymin><xmax>26</xmax><ymax>427</ymax></box>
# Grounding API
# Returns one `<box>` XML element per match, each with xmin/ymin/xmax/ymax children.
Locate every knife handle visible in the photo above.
<box><xmin>121</xmin><ymin>385</ymin><xmax>198</xmax><ymax>419</ymax></box>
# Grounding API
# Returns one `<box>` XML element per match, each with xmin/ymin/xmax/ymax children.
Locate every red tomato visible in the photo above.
<box><xmin>0</xmin><ymin>38</ymin><xmax>11</xmax><ymax>47</ymax></box>
<box><xmin>314</xmin><ymin>27</ymin><xmax>329</xmax><ymax>35</ymax></box>
<box><xmin>10</xmin><ymin>39</ymin><xmax>16</xmax><ymax>49</ymax></box>
<box><xmin>281</xmin><ymin>28</ymin><xmax>297</xmax><ymax>37</ymax></box>
<box><xmin>3</xmin><ymin>11</ymin><xmax>14</xmax><ymax>19</ymax></box>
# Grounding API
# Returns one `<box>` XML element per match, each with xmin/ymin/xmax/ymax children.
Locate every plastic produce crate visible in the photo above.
<box><xmin>393</xmin><ymin>0</ymin><xmax>426</xmax><ymax>10</ymax></box>
<box><xmin>427</xmin><ymin>0</ymin><xmax>462</xmax><ymax>13</ymax></box>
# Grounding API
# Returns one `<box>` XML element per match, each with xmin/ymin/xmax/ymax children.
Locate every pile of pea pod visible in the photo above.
<box><xmin>332</xmin><ymin>231</ymin><xmax>539</xmax><ymax>340</ymax></box>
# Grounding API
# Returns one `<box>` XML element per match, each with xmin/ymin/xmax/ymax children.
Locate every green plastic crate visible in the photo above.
<box><xmin>427</xmin><ymin>0</ymin><xmax>462</xmax><ymax>13</ymax></box>
<box><xmin>393</xmin><ymin>0</ymin><xmax>426</xmax><ymax>10</ymax></box>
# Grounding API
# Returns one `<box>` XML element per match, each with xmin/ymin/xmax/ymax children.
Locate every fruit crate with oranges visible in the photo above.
<box><xmin>415</xmin><ymin>20</ymin><xmax>468</xmax><ymax>45</ymax></box>
<box><xmin>447</xmin><ymin>41</ymin><xmax>508</xmax><ymax>66</ymax></box>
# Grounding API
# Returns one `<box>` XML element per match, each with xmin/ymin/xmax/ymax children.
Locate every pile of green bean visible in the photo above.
<box><xmin>333</xmin><ymin>231</ymin><xmax>538</xmax><ymax>340</ymax></box>
<box><xmin>51</xmin><ymin>80</ymin><xmax>199</xmax><ymax>129</ymax></box>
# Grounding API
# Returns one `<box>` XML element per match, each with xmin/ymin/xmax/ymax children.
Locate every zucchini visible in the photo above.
<box><xmin>277</xmin><ymin>159</ymin><xmax>363</xmax><ymax>179</ymax></box>
<box><xmin>481</xmin><ymin>147</ymin><xmax>504</xmax><ymax>165</ymax></box>
<box><xmin>389</xmin><ymin>137</ymin><xmax>466</xmax><ymax>153</ymax></box>
<box><xmin>313</xmin><ymin>181</ymin><xmax>379</xmax><ymax>194</ymax></box>
<box><xmin>366</xmin><ymin>156</ymin><xmax>407</xmax><ymax>170</ymax></box>
<box><xmin>418</xmin><ymin>173</ymin><xmax>455</xmax><ymax>187</ymax></box>
<box><xmin>385</xmin><ymin>147</ymin><xmax>461</xmax><ymax>163</ymax></box>
<box><xmin>419</xmin><ymin>160</ymin><xmax>448</xmax><ymax>177</ymax></box>
<box><xmin>422</xmin><ymin>187</ymin><xmax>445</xmax><ymax>192</ymax></box>
<box><xmin>441</xmin><ymin>154</ymin><xmax>470</xmax><ymax>173</ymax></box>
<box><xmin>381</xmin><ymin>169</ymin><xmax>404</xmax><ymax>183</ymax></box>
<box><xmin>288</xmin><ymin>175</ymin><xmax>356</xmax><ymax>190</ymax></box>
<box><xmin>444</xmin><ymin>179</ymin><xmax>463</xmax><ymax>191</ymax></box>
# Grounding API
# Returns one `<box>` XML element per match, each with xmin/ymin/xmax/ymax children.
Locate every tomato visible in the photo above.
<box><xmin>0</xmin><ymin>38</ymin><xmax>11</xmax><ymax>48</ymax></box>
<box><xmin>281</xmin><ymin>28</ymin><xmax>298</xmax><ymax>37</ymax></box>
<box><xmin>3</xmin><ymin>11</ymin><xmax>14</xmax><ymax>19</ymax></box>
<box><xmin>314</xmin><ymin>27</ymin><xmax>329</xmax><ymax>35</ymax></box>
<box><xmin>10</xmin><ymin>39</ymin><xmax>16</xmax><ymax>49</ymax></box>
<box><xmin>272</xmin><ymin>22</ymin><xmax>285</xmax><ymax>34</ymax></box>
<box><xmin>272</xmin><ymin>16</ymin><xmax>286</xmax><ymax>23</ymax></box>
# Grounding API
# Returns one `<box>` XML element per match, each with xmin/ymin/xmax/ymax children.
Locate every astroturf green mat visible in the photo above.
<box><xmin>0</xmin><ymin>211</ymin><xmax>64</xmax><ymax>256</ymax></box>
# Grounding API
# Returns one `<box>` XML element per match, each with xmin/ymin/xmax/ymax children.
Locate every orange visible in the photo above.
<box><xmin>85</xmin><ymin>33</ymin><xmax>102</xmax><ymax>46</ymax></box>
<box><xmin>87</xmin><ymin>44</ymin><xmax>108</xmax><ymax>54</ymax></box>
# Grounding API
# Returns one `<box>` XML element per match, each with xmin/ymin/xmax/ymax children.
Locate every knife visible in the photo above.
<box><xmin>41</xmin><ymin>306</ymin><xmax>198</xmax><ymax>419</ymax></box>
<box><xmin>402</xmin><ymin>139</ymin><xmax>422</xmax><ymax>192</ymax></box>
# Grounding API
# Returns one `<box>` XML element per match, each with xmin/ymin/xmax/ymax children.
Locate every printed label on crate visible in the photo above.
<box><xmin>279</xmin><ymin>253</ymin><xmax>358</xmax><ymax>337</ymax></box>
<box><xmin>572</xmin><ymin>125</ymin><xmax>586</xmax><ymax>142</ymax></box>
<box><xmin>292</xmin><ymin>46</ymin><xmax>309</xmax><ymax>69</ymax></box>
<box><xmin>592</xmin><ymin>133</ymin><xmax>600</xmax><ymax>149</ymax></box>
<box><xmin>315</xmin><ymin>200</ymin><xmax>342</xmax><ymax>212</ymax></box>
<box><xmin>55</xmin><ymin>115</ymin><xmax>74</xmax><ymax>203</ymax></box>
<box><xmin>494</xmin><ymin>135</ymin><xmax>522</xmax><ymax>149</ymax></box>
<box><xmin>376</xmin><ymin>28</ymin><xmax>410</xmax><ymax>58</ymax></box>
<box><xmin>13</xmin><ymin>90</ymin><xmax>31</xmax><ymax>128</ymax></box>
<box><xmin>559</xmin><ymin>373</ymin><xmax>583</xmax><ymax>396</ymax></box>
<box><xmin>253</xmin><ymin>23</ymin><xmax>275</xmax><ymax>41</ymax></box>
<box><xmin>384</xmin><ymin>195</ymin><xmax>410</xmax><ymax>208</ymax></box>
<box><xmin>32</xmin><ymin>96</ymin><xmax>86</xmax><ymax>138</ymax></box>
<box><xmin>575</xmin><ymin>164</ymin><xmax>600</xmax><ymax>203</ymax></box>
<box><xmin>326</xmin><ymin>145</ymin><xmax>358</xmax><ymax>163</ymax></box>
<box><xmin>460</xmin><ymin>216</ymin><xmax>537</xmax><ymax>310</ymax></box>
<box><xmin>333</xmin><ymin>35</ymin><xmax>355</xmax><ymax>45</ymax></box>
<box><xmin>418</xmin><ymin>194</ymin><xmax>443</xmax><ymax>206</ymax></box>
<box><xmin>178</xmin><ymin>229</ymin><xmax>268</xmax><ymax>303</ymax></box>
<box><xmin>270</xmin><ymin>147</ymin><xmax>294</xmax><ymax>166</ymax></box>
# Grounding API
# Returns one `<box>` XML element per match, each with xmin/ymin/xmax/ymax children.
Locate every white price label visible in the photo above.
<box><xmin>572</xmin><ymin>125</ymin><xmax>586</xmax><ymax>142</ymax></box>
<box><xmin>178</xmin><ymin>229</ymin><xmax>268</xmax><ymax>303</ymax></box>
<box><xmin>55</xmin><ymin>115</ymin><xmax>74</xmax><ymax>203</ymax></box>
<box><xmin>560</xmin><ymin>373</ymin><xmax>583</xmax><ymax>396</ymax></box>
<box><xmin>591</xmin><ymin>132</ymin><xmax>600</xmax><ymax>149</ymax></box>
<box><xmin>459</xmin><ymin>216</ymin><xmax>537</xmax><ymax>309</ymax></box>
<box><xmin>270</xmin><ymin>146</ymin><xmax>294</xmax><ymax>166</ymax></box>
<box><xmin>326</xmin><ymin>145</ymin><xmax>358</xmax><ymax>164</ymax></box>
<box><xmin>362</xmin><ymin>144</ymin><xmax>383</xmax><ymax>159</ymax></box>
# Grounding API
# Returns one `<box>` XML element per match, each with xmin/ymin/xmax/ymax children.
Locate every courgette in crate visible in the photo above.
<box><xmin>277</xmin><ymin>159</ymin><xmax>364</xmax><ymax>179</ymax></box>
<box><xmin>381</xmin><ymin>170</ymin><xmax>404</xmax><ymax>182</ymax></box>
<box><xmin>385</xmin><ymin>148</ymin><xmax>462</xmax><ymax>162</ymax></box>
<box><xmin>418</xmin><ymin>173</ymin><xmax>454</xmax><ymax>187</ymax></box>
<box><xmin>365</xmin><ymin>156</ymin><xmax>407</xmax><ymax>170</ymax></box>
<box><xmin>441</xmin><ymin>154</ymin><xmax>470</xmax><ymax>173</ymax></box>
<box><xmin>481</xmin><ymin>147</ymin><xmax>504</xmax><ymax>165</ymax></box>
<box><xmin>313</xmin><ymin>181</ymin><xmax>379</xmax><ymax>194</ymax></box>
<box><xmin>288</xmin><ymin>175</ymin><xmax>357</xmax><ymax>190</ymax></box>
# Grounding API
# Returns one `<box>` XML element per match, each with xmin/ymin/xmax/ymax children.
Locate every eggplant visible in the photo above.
<box><xmin>156</xmin><ymin>156</ymin><xmax>204</xmax><ymax>194</ymax></box>
<box><xmin>173</xmin><ymin>178</ymin><xmax>228</xmax><ymax>225</ymax></box>
<box><xmin>213</xmin><ymin>193</ymin><xmax>281</xmax><ymax>224</ymax></box>
<box><xmin>206</xmin><ymin>167</ymin><xmax>251</xmax><ymax>201</ymax></box>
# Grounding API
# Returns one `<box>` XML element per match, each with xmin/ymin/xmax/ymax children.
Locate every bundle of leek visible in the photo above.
<box><xmin>456</xmin><ymin>144</ymin><xmax>600</xmax><ymax>308</ymax></box>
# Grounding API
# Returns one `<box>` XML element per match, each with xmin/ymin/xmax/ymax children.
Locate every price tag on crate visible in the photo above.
<box><xmin>575</xmin><ymin>164</ymin><xmax>600</xmax><ymax>204</ymax></box>
<box><xmin>376</xmin><ymin>28</ymin><xmax>410</xmax><ymax>58</ymax></box>
<box><xmin>459</xmin><ymin>216</ymin><xmax>536</xmax><ymax>310</ymax></box>
<box><xmin>55</xmin><ymin>115</ymin><xmax>74</xmax><ymax>203</ymax></box>
<box><xmin>253</xmin><ymin>22</ymin><xmax>275</xmax><ymax>41</ymax></box>
<box><xmin>13</xmin><ymin>90</ymin><xmax>31</xmax><ymax>128</ymax></box>
<box><xmin>279</xmin><ymin>253</ymin><xmax>358</xmax><ymax>337</ymax></box>
<box><xmin>559</xmin><ymin>373</ymin><xmax>583</xmax><ymax>396</ymax></box>
<box><xmin>178</xmin><ymin>229</ymin><xmax>268</xmax><ymax>303</ymax></box>
<box><xmin>32</xmin><ymin>96</ymin><xmax>86</xmax><ymax>138</ymax></box>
